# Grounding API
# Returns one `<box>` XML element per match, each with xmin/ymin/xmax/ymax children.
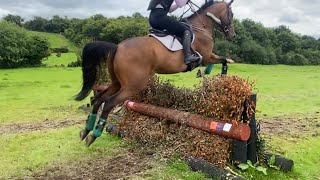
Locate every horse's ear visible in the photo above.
<box><xmin>227</xmin><ymin>0</ymin><xmax>234</xmax><ymax>6</ymax></box>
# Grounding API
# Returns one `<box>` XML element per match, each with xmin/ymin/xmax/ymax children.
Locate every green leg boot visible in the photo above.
<box><xmin>80</xmin><ymin>114</ymin><xmax>97</xmax><ymax>140</ymax></box>
<box><xmin>93</xmin><ymin>118</ymin><xmax>107</xmax><ymax>137</ymax></box>
<box><xmin>86</xmin><ymin>114</ymin><xmax>97</xmax><ymax>131</ymax></box>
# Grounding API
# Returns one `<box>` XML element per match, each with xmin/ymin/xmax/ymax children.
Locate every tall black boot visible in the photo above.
<box><xmin>182</xmin><ymin>30</ymin><xmax>200</xmax><ymax>65</ymax></box>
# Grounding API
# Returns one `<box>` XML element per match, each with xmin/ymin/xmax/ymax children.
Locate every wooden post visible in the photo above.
<box><xmin>247</xmin><ymin>93</ymin><xmax>257</xmax><ymax>163</ymax></box>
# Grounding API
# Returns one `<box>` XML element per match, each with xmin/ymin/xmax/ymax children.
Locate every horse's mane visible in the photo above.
<box><xmin>187</xmin><ymin>0</ymin><xmax>219</xmax><ymax>18</ymax></box>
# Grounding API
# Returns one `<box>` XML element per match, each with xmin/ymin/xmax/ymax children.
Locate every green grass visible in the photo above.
<box><xmin>0</xmin><ymin>126</ymin><xmax>122</xmax><ymax>179</ymax></box>
<box><xmin>42</xmin><ymin>53</ymin><xmax>78</xmax><ymax>67</ymax></box>
<box><xmin>161</xmin><ymin>64</ymin><xmax>320</xmax><ymax>118</ymax></box>
<box><xmin>27</xmin><ymin>31</ymin><xmax>78</xmax><ymax>52</ymax></box>
<box><xmin>0</xmin><ymin>64</ymin><xmax>319</xmax><ymax>179</ymax></box>
<box><xmin>148</xmin><ymin>160</ymin><xmax>211</xmax><ymax>180</ymax></box>
<box><xmin>269</xmin><ymin>137</ymin><xmax>320</xmax><ymax>179</ymax></box>
<box><xmin>0</xmin><ymin>67</ymin><xmax>86</xmax><ymax>126</ymax></box>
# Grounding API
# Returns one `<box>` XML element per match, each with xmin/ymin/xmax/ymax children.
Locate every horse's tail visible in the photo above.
<box><xmin>75</xmin><ymin>41</ymin><xmax>118</xmax><ymax>101</ymax></box>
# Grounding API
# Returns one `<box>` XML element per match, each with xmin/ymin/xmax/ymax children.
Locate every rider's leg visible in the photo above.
<box><xmin>182</xmin><ymin>30</ymin><xmax>200</xmax><ymax>64</ymax></box>
<box><xmin>150</xmin><ymin>12</ymin><xmax>200</xmax><ymax>65</ymax></box>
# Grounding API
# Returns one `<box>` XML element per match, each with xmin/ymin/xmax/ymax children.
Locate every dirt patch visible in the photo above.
<box><xmin>0</xmin><ymin>114</ymin><xmax>122</xmax><ymax>135</ymax></box>
<box><xmin>16</xmin><ymin>149</ymin><xmax>155</xmax><ymax>180</ymax></box>
<box><xmin>0</xmin><ymin>118</ymin><xmax>84</xmax><ymax>135</ymax></box>
<box><xmin>259</xmin><ymin>112</ymin><xmax>320</xmax><ymax>138</ymax></box>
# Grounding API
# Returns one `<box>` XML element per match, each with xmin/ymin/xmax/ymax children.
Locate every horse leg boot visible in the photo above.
<box><xmin>86</xmin><ymin>89</ymin><xmax>133</xmax><ymax>146</ymax></box>
<box><xmin>79</xmin><ymin>98</ymin><xmax>104</xmax><ymax>140</ymax></box>
<box><xmin>182</xmin><ymin>30</ymin><xmax>201</xmax><ymax>68</ymax></box>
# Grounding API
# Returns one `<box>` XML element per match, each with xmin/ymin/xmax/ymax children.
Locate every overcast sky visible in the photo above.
<box><xmin>0</xmin><ymin>0</ymin><xmax>319</xmax><ymax>38</ymax></box>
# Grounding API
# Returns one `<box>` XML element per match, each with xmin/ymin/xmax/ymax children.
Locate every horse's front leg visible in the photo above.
<box><xmin>204</xmin><ymin>52</ymin><xmax>234</xmax><ymax>65</ymax></box>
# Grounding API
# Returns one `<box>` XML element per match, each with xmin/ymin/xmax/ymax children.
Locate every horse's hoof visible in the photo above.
<box><xmin>226</xmin><ymin>58</ymin><xmax>235</xmax><ymax>63</ymax></box>
<box><xmin>85</xmin><ymin>135</ymin><xmax>97</xmax><ymax>147</ymax></box>
<box><xmin>80</xmin><ymin>129</ymin><xmax>90</xmax><ymax>141</ymax></box>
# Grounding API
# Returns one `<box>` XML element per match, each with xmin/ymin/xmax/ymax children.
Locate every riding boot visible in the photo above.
<box><xmin>182</xmin><ymin>30</ymin><xmax>200</xmax><ymax>65</ymax></box>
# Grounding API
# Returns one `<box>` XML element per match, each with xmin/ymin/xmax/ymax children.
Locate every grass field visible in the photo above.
<box><xmin>42</xmin><ymin>53</ymin><xmax>78</xmax><ymax>67</ymax></box>
<box><xmin>27</xmin><ymin>31</ymin><xmax>79</xmax><ymax>53</ymax></box>
<box><xmin>0</xmin><ymin>64</ymin><xmax>319</xmax><ymax>179</ymax></box>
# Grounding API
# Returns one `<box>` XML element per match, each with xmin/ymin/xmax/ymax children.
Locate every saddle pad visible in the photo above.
<box><xmin>149</xmin><ymin>34</ymin><xmax>183</xmax><ymax>52</ymax></box>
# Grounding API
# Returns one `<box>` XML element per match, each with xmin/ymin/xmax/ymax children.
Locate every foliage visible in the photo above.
<box><xmin>0</xmin><ymin>21</ymin><xmax>28</xmax><ymax>68</ymax></box>
<box><xmin>24</xmin><ymin>36</ymin><xmax>51</xmax><ymax>65</ymax></box>
<box><xmin>51</xmin><ymin>46</ymin><xmax>69</xmax><ymax>53</ymax></box>
<box><xmin>238</xmin><ymin>160</ymin><xmax>268</xmax><ymax>175</ymax></box>
<box><xmin>24</xmin><ymin>16</ymin><xmax>48</xmax><ymax>31</ymax></box>
<box><xmin>3</xmin><ymin>14</ymin><xmax>24</xmax><ymax>26</ymax></box>
<box><xmin>0</xmin><ymin>21</ymin><xmax>50</xmax><ymax>68</ymax></box>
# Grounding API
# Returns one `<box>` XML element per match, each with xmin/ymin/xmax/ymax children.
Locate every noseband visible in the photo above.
<box><xmin>206</xmin><ymin>5</ymin><xmax>233</xmax><ymax>34</ymax></box>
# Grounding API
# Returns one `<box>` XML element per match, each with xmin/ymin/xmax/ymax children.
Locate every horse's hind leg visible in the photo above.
<box><xmin>80</xmin><ymin>82</ymin><xmax>120</xmax><ymax>140</ymax></box>
<box><xmin>85</xmin><ymin>88</ymin><xmax>134</xmax><ymax>146</ymax></box>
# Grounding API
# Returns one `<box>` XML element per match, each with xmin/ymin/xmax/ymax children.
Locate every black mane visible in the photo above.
<box><xmin>188</xmin><ymin>0</ymin><xmax>219</xmax><ymax>18</ymax></box>
<box><xmin>197</xmin><ymin>0</ymin><xmax>215</xmax><ymax>13</ymax></box>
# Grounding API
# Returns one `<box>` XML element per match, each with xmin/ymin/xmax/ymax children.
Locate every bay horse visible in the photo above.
<box><xmin>75</xmin><ymin>0</ymin><xmax>236</xmax><ymax>146</ymax></box>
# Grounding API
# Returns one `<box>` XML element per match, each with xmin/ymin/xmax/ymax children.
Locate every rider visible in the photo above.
<box><xmin>148</xmin><ymin>0</ymin><xmax>200</xmax><ymax>66</ymax></box>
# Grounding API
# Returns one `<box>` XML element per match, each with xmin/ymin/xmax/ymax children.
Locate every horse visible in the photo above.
<box><xmin>75</xmin><ymin>0</ymin><xmax>236</xmax><ymax>146</ymax></box>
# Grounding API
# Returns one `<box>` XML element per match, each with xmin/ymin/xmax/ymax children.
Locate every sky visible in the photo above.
<box><xmin>0</xmin><ymin>0</ymin><xmax>319</xmax><ymax>38</ymax></box>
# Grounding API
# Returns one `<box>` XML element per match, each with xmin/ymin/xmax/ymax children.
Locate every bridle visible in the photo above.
<box><xmin>185</xmin><ymin>0</ymin><xmax>234</xmax><ymax>36</ymax></box>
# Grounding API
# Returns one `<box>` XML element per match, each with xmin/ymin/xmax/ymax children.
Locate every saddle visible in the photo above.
<box><xmin>149</xmin><ymin>29</ymin><xmax>184</xmax><ymax>51</ymax></box>
<box><xmin>148</xmin><ymin>23</ymin><xmax>202</xmax><ymax>72</ymax></box>
<box><xmin>148</xmin><ymin>23</ymin><xmax>194</xmax><ymax>52</ymax></box>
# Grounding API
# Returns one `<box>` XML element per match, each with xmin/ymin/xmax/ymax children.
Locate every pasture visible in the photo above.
<box><xmin>0</xmin><ymin>64</ymin><xmax>319</xmax><ymax>179</ymax></box>
<box><xmin>27</xmin><ymin>31</ymin><xmax>79</xmax><ymax>53</ymax></box>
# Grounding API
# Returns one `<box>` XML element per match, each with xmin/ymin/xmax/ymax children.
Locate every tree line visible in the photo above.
<box><xmin>1</xmin><ymin>13</ymin><xmax>320</xmax><ymax>68</ymax></box>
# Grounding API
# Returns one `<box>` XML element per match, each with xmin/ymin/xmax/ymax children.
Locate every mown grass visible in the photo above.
<box><xmin>27</xmin><ymin>31</ymin><xmax>78</xmax><ymax>52</ymax></box>
<box><xmin>42</xmin><ymin>53</ymin><xmax>78</xmax><ymax>67</ymax></box>
<box><xmin>0</xmin><ymin>64</ymin><xmax>319</xmax><ymax>179</ymax></box>
<box><xmin>0</xmin><ymin>67</ymin><xmax>86</xmax><ymax>126</ymax></box>
<box><xmin>0</xmin><ymin>126</ymin><xmax>123</xmax><ymax>179</ymax></box>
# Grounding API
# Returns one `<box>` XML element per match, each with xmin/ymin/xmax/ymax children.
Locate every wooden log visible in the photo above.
<box><xmin>186</xmin><ymin>157</ymin><xmax>245</xmax><ymax>180</ymax></box>
<box><xmin>124</xmin><ymin>101</ymin><xmax>251</xmax><ymax>141</ymax></box>
<box><xmin>264</xmin><ymin>153</ymin><xmax>294</xmax><ymax>172</ymax></box>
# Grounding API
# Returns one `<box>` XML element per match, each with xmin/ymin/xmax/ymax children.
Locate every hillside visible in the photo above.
<box><xmin>27</xmin><ymin>31</ymin><xmax>78</xmax><ymax>53</ymax></box>
<box><xmin>27</xmin><ymin>31</ymin><xmax>79</xmax><ymax>67</ymax></box>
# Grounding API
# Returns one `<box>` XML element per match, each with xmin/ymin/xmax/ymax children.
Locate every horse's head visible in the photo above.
<box><xmin>201</xmin><ymin>0</ymin><xmax>236</xmax><ymax>40</ymax></box>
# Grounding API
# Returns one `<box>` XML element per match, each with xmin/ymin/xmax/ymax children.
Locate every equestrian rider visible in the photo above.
<box><xmin>148</xmin><ymin>0</ymin><xmax>200</xmax><ymax>66</ymax></box>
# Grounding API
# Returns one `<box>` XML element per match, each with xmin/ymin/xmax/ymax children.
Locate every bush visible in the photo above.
<box><xmin>0</xmin><ymin>21</ymin><xmax>28</xmax><ymax>68</ymax></box>
<box><xmin>289</xmin><ymin>54</ymin><xmax>309</xmax><ymax>65</ymax></box>
<box><xmin>24</xmin><ymin>36</ymin><xmax>51</xmax><ymax>65</ymax></box>
<box><xmin>50</xmin><ymin>46</ymin><xmax>69</xmax><ymax>53</ymax></box>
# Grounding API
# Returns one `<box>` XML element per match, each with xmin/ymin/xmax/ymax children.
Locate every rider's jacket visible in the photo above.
<box><xmin>147</xmin><ymin>0</ymin><xmax>174</xmax><ymax>12</ymax></box>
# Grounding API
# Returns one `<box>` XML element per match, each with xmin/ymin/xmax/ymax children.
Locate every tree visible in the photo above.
<box><xmin>3</xmin><ymin>14</ymin><xmax>24</xmax><ymax>26</ymax></box>
<box><xmin>276</xmin><ymin>31</ymin><xmax>300</xmax><ymax>53</ymax></box>
<box><xmin>24</xmin><ymin>16</ymin><xmax>48</xmax><ymax>31</ymax></box>
<box><xmin>24</xmin><ymin>36</ymin><xmax>51</xmax><ymax>65</ymax></box>
<box><xmin>301</xmin><ymin>35</ymin><xmax>318</xmax><ymax>50</ymax></box>
<box><xmin>44</xmin><ymin>15</ymin><xmax>70</xmax><ymax>33</ymax></box>
<box><xmin>0</xmin><ymin>21</ymin><xmax>28</xmax><ymax>68</ymax></box>
<box><xmin>240</xmin><ymin>40</ymin><xmax>273</xmax><ymax>64</ymax></box>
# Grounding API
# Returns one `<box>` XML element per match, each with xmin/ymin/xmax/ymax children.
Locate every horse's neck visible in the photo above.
<box><xmin>189</xmin><ymin>13</ymin><xmax>214</xmax><ymax>37</ymax></box>
<box><xmin>188</xmin><ymin>3</ymin><xmax>225</xmax><ymax>37</ymax></box>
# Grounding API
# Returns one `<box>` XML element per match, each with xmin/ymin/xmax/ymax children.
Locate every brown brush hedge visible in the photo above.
<box><xmin>116</xmin><ymin>75</ymin><xmax>255</xmax><ymax>167</ymax></box>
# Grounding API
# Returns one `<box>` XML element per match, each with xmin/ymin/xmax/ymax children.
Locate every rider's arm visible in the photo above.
<box><xmin>169</xmin><ymin>0</ymin><xmax>189</xmax><ymax>13</ymax></box>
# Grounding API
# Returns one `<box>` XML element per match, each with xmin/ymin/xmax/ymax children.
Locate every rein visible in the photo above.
<box><xmin>179</xmin><ymin>1</ymin><xmax>233</xmax><ymax>40</ymax></box>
